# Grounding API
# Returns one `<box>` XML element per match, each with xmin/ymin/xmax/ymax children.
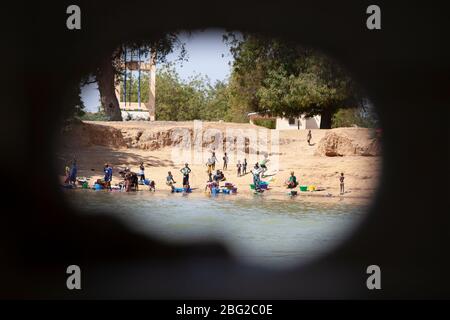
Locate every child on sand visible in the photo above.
<box><xmin>104</xmin><ymin>163</ymin><xmax>113</xmax><ymax>189</ymax></box>
<box><xmin>223</xmin><ymin>153</ymin><xmax>229</xmax><ymax>170</ymax></box>
<box><xmin>285</xmin><ymin>171</ymin><xmax>298</xmax><ymax>189</ymax></box>
<box><xmin>339</xmin><ymin>172</ymin><xmax>345</xmax><ymax>194</ymax></box>
<box><xmin>148</xmin><ymin>180</ymin><xmax>156</xmax><ymax>192</ymax></box>
<box><xmin>180</xmin><ymin>163</ymin><xmax>192</xmax><ymax>189</ymax></box>
<box><xmin>243</xmin><ymin>158</ymin><xmax>247</xmax><ymax>175</ymax></box>
<box><xmin>166</xmin><ymin>171</ymin><xmax>176</xmax><ymax>192</ymax></box>
<box><xmin>207</xmin><ymin>171</ymin><xmax>213</xmax><ymax>182</ymax></box>
<box><xmin>237</xmin><ymin>160</ymin><xmax>242</xmax><ymax>177</ymax></box>
<box><xmin>307</xmin><ymin>130</ymin><xmax>312</xmax><ymax>145</ymax></box>
<box><xmin>139</xmin><ymin>162</ymin><xmax>145</xmax><ymax>182</ymax></box>
<box><xmin>211</xmin><ymin>152</ymin><xmax>218</xmax><ymax>171</ymax></box>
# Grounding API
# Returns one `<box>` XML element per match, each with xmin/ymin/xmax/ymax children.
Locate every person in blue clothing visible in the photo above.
<box><xmin>104</xmin><ymin>163</ymin><xmax>113</xmax><ymax>189</ymax></box>
<box><xmin>68</xmin><ymin>160</ymin><xmax>78</xmax><ymax>186</ymax></box>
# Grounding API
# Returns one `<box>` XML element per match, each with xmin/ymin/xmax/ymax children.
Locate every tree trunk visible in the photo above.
<box><xmin>96</xmin><ymin>56</ymin><xmax>122</xmax><ymax>121</ymax></box>
<box><xmin>320</xmin><ymin>109</ymin><xmax>332</xmax><ymax>129</ymax></box>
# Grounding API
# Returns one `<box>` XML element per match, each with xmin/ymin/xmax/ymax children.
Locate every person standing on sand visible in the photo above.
<box><xmin>65</xmin><ymin>159</ymin><xmax>78</xmax><ymax>186</ymax></box>
<box><xmin>223</xmin><ymin>152</ymin><xmax>229</xmax><ymax>170</ymax></box>
<box><xmin>211</xmin><ymin>152</ymin><xmax>218</xmax><ymax>171</ymax></box>
<box><xmin>68</xmin><ymin>160</ymin><xmax>77</xmax><ymax>186</ymax></box>
<box><xmin>237</xmin><ymin>160</ymin><xmax>242</xmax><ymax>177</ymax></box>
<box><xmin>243</xmin><ymin>158</ymin><xmax>247</xmax><ymax>175</ymax></box>
<box><xmin>64</xmin><ymin>163</ymin><xmax>71</xmax><ymax>184</ymax></box>
<box><xmin>139</xmin><ymin>162</ymin><xmax>145</xmax><ymax>182</ymax></box>
<box><xmin>251</xmin><ymin>163</ymin><xmax>263</xmax><ymax>192</ymax></box>
<box><xmin>339</xmin><ymin>172</ymin><xmax>345</xmax><ymax>195</ymax></box>
<box><xmin>104</xmin><ymin>163</ymin><xmax>113</xmax><ymax>189</ymax></box>
<box><xmin>180</xmin><ymin>163</ymin><xmax>192</xmax><ymax>189</ymax></box>
<box><xmin>307</xmin><ymin>130</ymin><xmax>312</xmax><ymax>145</ymax></box>
<box><xmin>259</xmin><ymin>154</ymin><xmax>269</xmax><ymax>177</ymax></box>
<box><xmin>206</xmin><ymin>157</ymin><xmax>214</xmax><ymax>176</ymax></box>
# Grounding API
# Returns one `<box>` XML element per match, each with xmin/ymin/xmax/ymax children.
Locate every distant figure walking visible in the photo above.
<box><xmin>139</xmin><ymin>162</ymin><xmax>145</xmax><ymax>182</ymax></box>
<box><xmin>180</xmin><ymin>163</ymin><xmax>192</xmax><ymax>189</ymax></box>
<box><xmin>236</xmin><ymin>160</ymin><xmax>242</xmax><ymax>177</ymax></box>
<box><xmin>242</xmin><ymin>158</ymin><xmax>247</xmax><ymax>175</ymax></box>
<box><xmin>307</xmin><ymin>130</ymin><xmax>312</xmax><ymax>145</ymax></box>
<box><xmin>223</xmin><ymin>152</ymin><xmax>229</xmax><ymax>170</ymax></box>
<box><xmin>339</xmin><ymin>172</ymin><xmax>345</xmax><ymax>195</ymax></box>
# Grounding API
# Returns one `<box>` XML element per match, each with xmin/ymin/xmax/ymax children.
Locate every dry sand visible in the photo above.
<box><xmin>57</xmin><ymin>121</ymin><xmax>381</xmax><ymax>203</ymax></box>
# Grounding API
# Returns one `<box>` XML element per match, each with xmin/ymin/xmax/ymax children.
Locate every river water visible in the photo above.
<box><xmin>65</xmin><ymin>190</ymin><xmax>367</xmax><ymax>268</ymax></box>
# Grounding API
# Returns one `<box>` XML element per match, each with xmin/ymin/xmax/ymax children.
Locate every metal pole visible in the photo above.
<box><xmin>138</xmin><ymin>48</ymin><xmax>141</xmax><ymax>110</ymax></box>
<box><xmin>128</xmin><ymin>50</ymin><xmax>132</xmax><ymax>106</ymax></box>
<box><xmin>123</xmin><ymin>47</ymin><xmax>127</xmax><ymax>108</ymax></box>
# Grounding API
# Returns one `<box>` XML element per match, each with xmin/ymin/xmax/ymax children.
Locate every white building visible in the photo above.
<box><xmin>275</xmin><ymin>115</ymin><xmax>321</xmax><ymax>130</ymax></box>
<box><xmin>248</xmin><ymin>112</ymin><xmax>321</xmax><ymax>130</ymax></box>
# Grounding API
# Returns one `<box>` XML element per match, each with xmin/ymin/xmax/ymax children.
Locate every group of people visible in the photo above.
<box><xmin>206</xmin><ymin>152</ymin><xmax>250</xmax><ymax>177</ymax></box>
<box><xmin>282</xmin><ymin>170</ymin><xmax>345</xmax><ymax>195</ymax></box>
<box><xmin>236</xmin><ymin>159</ymin><xmax>248</xmax><ymax>177</ymax></box>
<box><xmin>163</xmin><ymin>164</ymin><xmax>192</xmax><ymax>192</ymax></box>
<box><xmin>64</xmin><ymin>160</ymin><xmax>78</xmax><ymax>186</ymax></box>
<box><xmin>63</xmin><ymin>145</ymin><xmax>347</xmax><ymax>195</ymax></box>
<box><xmin>99</xmin><ymin>163</ymin><xmax>141</xmax><ymax>192</ymax></box>
<box><xmin>205</xmin><ymin>152</ymin><xmax>229</xmax><ymax>173</ymax></box>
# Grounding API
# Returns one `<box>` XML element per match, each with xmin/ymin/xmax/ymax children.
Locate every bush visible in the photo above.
<box><xmin>253</xmin><ymin>118</ymin><xmax>276</xmax><ymax>129</ymax></box>
<box><xmin>332</xmin><ymin>107</ymin><xmax>378</xmax><ymax>128</ymax></box>
<box><xmin>79</xmin><ymin>111</ymin><xmax>110</xmax><ymax>121</ymax></box>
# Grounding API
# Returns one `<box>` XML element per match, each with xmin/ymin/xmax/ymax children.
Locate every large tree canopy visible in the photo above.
<box><xmin>224</xmin><ymin>33</ymin><xmax>360</xmax><ymax>128</ymax></box>
<box><xmin>155</xmin><ymin>65</ymin><xmax>232</xmax><ymax>122</ymax></box>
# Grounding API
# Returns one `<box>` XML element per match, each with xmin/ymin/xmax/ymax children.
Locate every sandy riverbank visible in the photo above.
<box><xmin>57</xmin><ymin>120</ymin><xmax>381</xmax><ymax>203</ymax></box>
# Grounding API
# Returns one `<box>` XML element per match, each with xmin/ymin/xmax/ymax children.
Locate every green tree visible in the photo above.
<box><xmin>202</xmin><ymin>80</ymin><xmax>231</xmax><ymax>121</ymax></box>
<box><xmin>225</xmin><ymin>33</ymin><xmax>359</xmax><ymax>128</ymax></box>
<box><xmin>332</xmin><ymin>102</ymin><xmax>379</xmax><ymax>128</ymax></box>
<box><xmin>155</xmin><ymin>65</ymin><xmax>210</xmax><ymax>121</ymax></box>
